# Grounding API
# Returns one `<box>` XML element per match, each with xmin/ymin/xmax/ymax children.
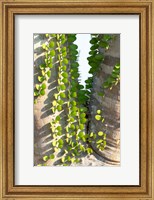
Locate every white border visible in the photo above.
<box><xmin>15</xmin><ymin>15</ymin><xmax>139</xmax><ymax>185</ymax></box>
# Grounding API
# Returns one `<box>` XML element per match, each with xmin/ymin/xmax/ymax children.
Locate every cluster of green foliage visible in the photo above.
<box><xmin>34</xmin><ymin>34</ymin><xmax>120</xmax><ymax>166</ymax></box>
<box><xmin>85</xmin><ymin>34</ymin><xmax>104</xmax><ymax>95</ymax></box>
<box><xmin>59</xmin><ymin>35</ymin><xmax>88</xmax><ymax>164</ymax></box>
<box><xmin>102</xmin><ymin>63</ymin><xmax>120</xmax><ymax>89</ymax></box>
<box><xmin>34</xmin><ymin>34</ymin><xmax>56</xmax><ymax>102</ymax></box>
<box><xmin>37</xmin><ymin>34</ymin><xmax>93</xmax><ymax>165</ymax></box>
<box><xmin>87</xmin><ymin>109</ymin><xmax>106</xmax><ymax>151</ymax></box>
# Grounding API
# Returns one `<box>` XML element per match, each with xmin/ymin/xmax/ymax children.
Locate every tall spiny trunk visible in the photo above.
<box><xmin>88</xmin><ymin>35</ymin><xmax>120</xmax><ymax>165</ymax></box>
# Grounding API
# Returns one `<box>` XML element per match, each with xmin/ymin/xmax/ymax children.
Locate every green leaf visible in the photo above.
<box><xmin>62</xmin><ymin>72</ymin><xmax>68</xmax><ymax>78</ymax></box>
<box><xmin>66</xmin><ymin>155</ymin><xmax>71</xmax><ymax>162</ymax></box>
<box><xmin>61</xmin><ymin>46</ymin><xmax>66</xmax><ymax>53</ymax></box>
<box><xmin>55</xmin><ymin>116</ymin><xmax>61</xmax><ymax>121</ymax></box>
<box><xmin>66</xmin><ymin>138</ymin><xmax>69</xmax><ymax>143</ymax></box>
<box><xmin>42</xmin><ymin>43</ymin><xmax>47</xmax><ymax>50</ymax></box>
<box><xmin>61</xmin><ymin>39</ymin><xmax>66</xmax><ymax>45</ymax></box>
<box><xmin>57</xmin><ymin>126</ymin><xmax>62</xmax><ymax>131</ymax></box>
<box><xmin>71</xmin><ymin>62</ymin><xmax>79</xmax><ymax>67</ymax></box>
<box><xmin>43</xmin><ymin>155</ymin><xmax>48</xmax><ymax>161</ymax></box>
<box><xmin>89</xmin><ymin>50</ymin><xmax>97</xmax><ymax>56</ymax></box>
<box><xmin>39</xmin><ymin>64</ymin><xmax>46</xmax><ymax>70</ymax></box>
<box><xmin>70</xmin><ymin>86</ymin><xmax>77</xmax><ymax>92</ymax></box>
<box><xmin>41</xmin><ymin>83</ymin><xmax>46</xmax><ymax>90</ymax></box>
<box><xmin>49</xmin><ymin>63</ymin><xmax>53</xmax><ymax>68</ymax></box>
<box><xmin>115</xmin><ymin>63</ymin><xmax>120</xmax><ymax>69</ymax></box>
<box><xmin>67</xmin><ymin>146</ymin><xmax>72</xmax><ymax>151</ymax></box>
<box><xmin>87</xmin><ymin>148</ymin><xmax>93</xmax><ymax>154</ymax></box>
<box><xmin>71</xmin><ymin>106</ymin><xmax>77</xmax><ymax>112</ymax></box>
<box><xmin>80</xmin><ymin>145</ymin><xmax>85</xmax><ymax>152</ymax></box>
<box><xmin>96</xmin><ymin>139</ymin><xmax>103</xmax><ymax>144</ymax></box>
<box><xmin>49</xmin><ymin>41</ymin><xmax>55</xmax><ymax>48</ymax></box>
<box><xmin>71</xmin><ymin>157</ymin><xmax>76</xmax><ymax>163</ymax></box>
<box><xmin>85</xmin><ymin>77</ymin><xmax>93</xmax><ymax>83</ymax></box>
<box><xmin>80</xmin><ymin>113</ymin><xmax>86</xmax><ymax>118</ymax></box>
<box><xmin>103</xmin><ymin>34</ymin><xmax>112</xmax><ymax>41</ymax></box>
<box><xmin>95</xmin><ymin>54</ymin><xmax>104</xmax><ymax>61</ymax></box>
<box><xmin>58</xmin><ymin>144</ymin><xmax>63</xmax><ymax>149</ymax></box>
<box><xmin>60</xmin><ymin>92</ymin><xmax>66</xmax><ymax>98</ymax></box>
<box><xmin>52</xmin><ymin>100</ymin><xmax>57</xmax><ymax>106</ymax></box>
<box><xmin>102</xmin><ymin>118</ymin><xmax>105</xmax><ymax>123</ymax></box>
<box><xmin>71</xmin><ymin>92</ymin><xmax>77</xmax><ymax>98</ymax></box>
<box><xmin>74</xmin><ymin>158</ymin><xmax>80</xmax><ymax>163</ymax></box>
<box><xmin>99</xmin><ymin>146</ymin><xmax>105</xmax><ymax>151</ymax></box>
<box><xmin>67</xmin><ymin>35</ymin><xmax>76</xmax><ymax>42</ymax></box>
<box><xmin>38</xmin><ymin>76</ymin><xmax>44</xmax><ymax>83</ymax></box>
<box><xmin>90</xmin><ymin>44</ymin><xmax>99</xmax><ymax>50</ymax></box>
<box><xmin>45</xmin><ymin>58</ymin><xmax>48</xmax><ymax>64</ymax></box>
<box><xmin>90</xmin><ymin>132</ymin><xmax>94</xmax><ymax>137</ymax></box>
<box><xmin>97</xmin><ymin>110</ymin><xmax>101</xmax><ymax>114</ymax></box>
<box><xmin>46</xmin><ymin>70</ymin><xmax>51</xmax><ymax>78</ymax></box>
<box><xmin>70</xmin><ymin>117</ymin><xmax>75</xmax><ymax>122</ymax></box>
<box><xmin>50</xmin><ymin>154</ymin><xmax>55</xmax><ymax>159</ymax></box>
<box><xmin>77</xmin><ymin>85</ymin><xmax>84</xmax><ymax>90</ymax></box>
<box><xmin>80</xmin><ymin>118</ymin><xmax>87</xmax><ymax>124</ymax></box>
<box><xmin>90</xmin><ymin>38</ymin><xmax>98</xmax><ymax>44</ymax></box>
<box><xmin>73</xmin><ymin>133</ymin><xmax>77</xmax><ymax>138</ymax></box>
<box><xmin>71</xmin><ymin>72</ymin><xmax>79</xmax><ymax>79</ymax></box>
<box><xmin>57</xmin><ymin>132</ymin><xmax>62</xmax><ymax>136</ymax></box>
<box><xmin>62</xmin><ymin>78</ymin><xmax>68</xmax><ymax>84</ymax></box>
<box><xmin>70</xmin><ymin>50</ymin><xmax>78</xmax><ymax>56</ymax></box>
<box><xmin>70</xmin><ymin>124</ymin><xmax>75</xmax><ymax>130</ymax></box>
<box><xmin>35</xmin><ymin>84</ymin><xmax>40</xmax><ymax>90</ymax></box>
<box><xmin>50</xmin><ymin>50</ymin><xmax>55</xmax><ymax>57</ymax></box>
<box><xmin>62</xmin><ymin>51</ymin><xmax>67</xmax><ymax>57</ymax></box>
<box><xmin>60</xmin><ymin>84</ymin><xmax>66</xmax><ymax>90</ymax></box>
<box><xmin>64</xmin><ymin>149</ymin><xmax>68</xmax><ymax>154</ymax></box>
<box><xmin>62</xmin><ymin>66</ymin><xmax>67</xmax><ymax>71</ymax></box>
<box><xmin>57</xmin><ymin>99</ymin><xmax>64</xmax><ymax>105</ymax></box>
<box><xmin>95</xmin><ymin>115</ymin><xmax>101</xmax><ymax>120</ymax></box>
<box><xmin>63</xmin><ymin>58</ymin><xmax>69</xmax><ymax>65</ymax></box>
<box><xmin>98</xmin><ymin>131</ymin><xmax>104</xmax><ymax>136</ymax></box>
<box><xmin>80</xmin><ymin>107</ymin><xmax>87</xmax><ymax>112</ymax></box>
<box><xmin>51</xmin><ymin>34</ymin><xmax>56</xmax><ymax>37</ymax></box>
<box><xmin>79</xmin><ymin>124</ymin><xmax>84</xmax><ymax>130</ymax></box>
<box><xmin>61</xmin><ymin>34</ymin><xmax>66</xmax><ymax>40</ymax></box>
<box><xmin>70</xmin><ymin>43</ymin><xmax>78</xmax><ymax>49</ymax></box>
<box><xmin>41</xmin><ymin>70</ymin><xmax>45</xmax><ymax>76</ymax></box>
<box><xmin>40</xmin><ymin>89</ymin><xmax>45</xmax><ymax>96</ymax></box>
<box><xmin>61</xmin><ymin>157</ymin><xmax>65</xmax><ymax>163</ymax></box>
<box><xmin>99</xmin><ymin>41</ymin><xmax>109</xmax><ymax>49</ymax></box>
<box><xmin>78</xmin><ymin>131</ymin><xmax>84</xmax><ymax>138</ymax></box>
<box><xmin>58</xmin><ymin>138</ymin><xmax>64</xmax><ymax>145</ymax></box>
<box><xmin>73</xmin><ymin>148</ymin><xmax>78</xmax><ymax>155</ymax></box>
